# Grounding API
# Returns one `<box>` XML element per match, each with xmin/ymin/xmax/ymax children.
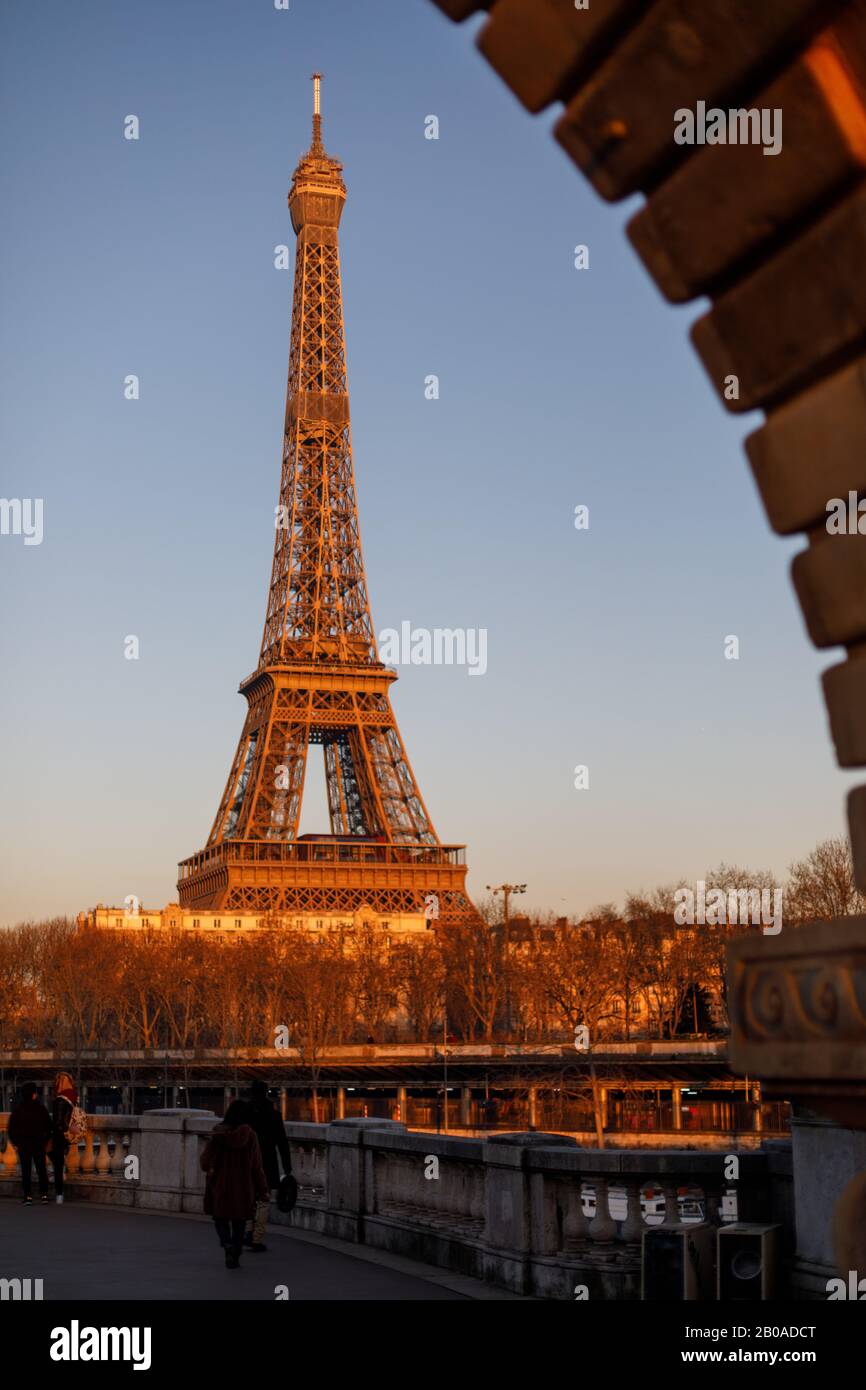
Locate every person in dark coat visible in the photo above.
<box><xmin>200</xmin><ymin>1100</ymin><xmax>269</xmax><ymax>1268</ymax></box>
<box><xmin>8</xmin><ymin>1082</ymin><xmax>52</xmax><ymax>1204</ymax></box>
<box><xmin>243</xmin><ymin>1081</ymin><xmax>292</xmax><ymax>1252</ymax></box>
<box><xmin>49</xmin><ymin>1071</ymin><xmax>78</xmax><ymax>1204</ymax></box>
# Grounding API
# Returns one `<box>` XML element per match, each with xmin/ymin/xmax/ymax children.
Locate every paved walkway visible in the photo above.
<box><xmin>1</xmin><ymin>1200</ymin><xmax>479</xmax><ymax>1301</ymax></box>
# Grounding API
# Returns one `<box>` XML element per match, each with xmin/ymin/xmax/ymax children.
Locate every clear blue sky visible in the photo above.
<box><xmin>0</xmin><ymin>0</ymin><xmax>856</xmax><ymax>928</ymax></box>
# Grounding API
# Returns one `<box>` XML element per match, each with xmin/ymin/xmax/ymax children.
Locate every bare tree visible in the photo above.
<box><xmin>446</xmin><ymin>923</ymin><xmax>507</xmax><ymax>1043</ymax></box>
<box><xmin>282</xmin><ymin>933</ymin><xmax>352</xmax><ymax>1121</ymax></box>
<box><xmin>785</xmin><ymin>836</ymin><xmax>866</xmax><ymax>922</ymax></box>
<box><xmin>396</xmin><ymin>937</ymin><xmax>445</xmax><ymax>1041</ymax></box>
<box><xmin>535</xmin><ymin>922</ymin><xmax>619</xmax><ymax>1147</ymax></box>
<box><xmin>350</xmin><ymin>926</ymin><xmax>398</xmax><ymax>1042</ymax></box>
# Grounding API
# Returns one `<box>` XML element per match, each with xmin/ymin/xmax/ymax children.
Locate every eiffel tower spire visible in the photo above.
<box><xmin>178</xmin><ymin>82</ymin><xmax>477</xmax><ymax>926</ymax></box>
<box><xmin>310</xmin><ymin>72</ymin><xmax>324</xmax><ymax>155</ymax></box>
<box><xmin>261</xmin><ymin>71</ymin><xmax>366</xmax><ymax>672</ymax></box>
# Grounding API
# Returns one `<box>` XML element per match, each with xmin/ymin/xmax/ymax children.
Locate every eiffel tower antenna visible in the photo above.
<box><xmin>311</xmin><ymin>72</ymin><xmax>323</xmax><ymax>152</ymax></box>
<box><xmin>178</xmin><ymin>83</ymin><xmax>477</xmax><ymax>928</ymax></box>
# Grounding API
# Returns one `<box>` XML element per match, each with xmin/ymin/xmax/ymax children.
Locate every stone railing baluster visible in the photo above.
<box><xmin>65</xmin><ymin>1135</ymin><xmax>83</xmax><ymax>1178</ymax></box>
<box><xmin>561</xmin><ymin>1178</ymin><xmax>591</xmax><ymax>1250</ymax></box>
<box><xmin>95</xmin><ymin>1128</ymin><xmax>112</xmax><ymax>1177</ymax></box>
<box><xmin>661</xmin><ymin>1180</ymin><xmax>681</xmax><ymax>1226</ymax></box>
<box><xmin>1</xmin><ymin>1129</ymin><xmax>19</xmax><ymax>1181</ymax></box>
<box><xmin>117</xmin><ymin>1130</ymin><xmax>132</xmax><ymax>1179</ymax></box>
<box><xmin>620</xmin><ymin>1178</ymin><xmax>645</xmax><ymax>1253</ymax></box>
<box><xmin>587</xmin><ymin>1175</ymin><xmax>618</xmax><ymax>1252</ymax></box>
<box><xmin>705</xmin><ymin>1184</ymin><xmax>722</xmax><ymax>1226</ymax></box>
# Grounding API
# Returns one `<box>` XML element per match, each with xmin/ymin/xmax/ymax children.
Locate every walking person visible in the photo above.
<box><xmin>49</xmin><ymin>1071</ymin><xmax>80</xmax><ymax>1204</ymax></box>
<box><xmin>243</xmin><ymin>1080</ymin><xmax>293</xmax><ymax>1252</ymax></box>
<box><xmin>200</xmin><ymin>1100</ymin><xmax>269</xmax><ymax>1269</ymax></box>
<box><xmin>8</xmin><ymin>1082</ymin><xmax>52</xmax><ymax>1205</ymax></box>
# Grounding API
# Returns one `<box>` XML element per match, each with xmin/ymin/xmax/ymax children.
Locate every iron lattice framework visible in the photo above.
<box><xmin>178</xmin><ymin>78</ymin><xmax>476</xmax><ymax>923</ymax></box>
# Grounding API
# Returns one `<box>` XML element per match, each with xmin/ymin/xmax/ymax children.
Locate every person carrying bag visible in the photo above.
<box><xmin>243</xmin><ymin>1080</ymin><xmax>293</xmax><ymax>1252</ymax></box>
<box><xmin>49</xmin><ymin>1071</ymin><xmax>85</xmax><ymax>1204</ymax></box>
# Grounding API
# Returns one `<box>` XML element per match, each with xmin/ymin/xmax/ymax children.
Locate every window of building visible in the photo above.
<box><xmin>192</xmin><ymin>918</ymin><xmax>200</xmax><ymax>928</ymax></box>
<box><xmin>234</xmin><ymin>919</ymin><xmax>241</xmax><ymax>928</ymax></box>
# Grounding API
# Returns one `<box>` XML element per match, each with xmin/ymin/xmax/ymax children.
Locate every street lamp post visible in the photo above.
<box><xmin>487</xmin><ymin>882</ymin><xmax>526</xmax><ymax>1039</ymax></box>
<box><xmin>442</xmin><ymin>1004</ymin><xmax>448</xmax><ymax>1135</ymax></box>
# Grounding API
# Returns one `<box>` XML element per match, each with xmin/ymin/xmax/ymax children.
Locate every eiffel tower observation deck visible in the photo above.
<box><xmin>178</xmin><ymin>78</ymin><xmax>477</xmax><ymax>927</ymax></box>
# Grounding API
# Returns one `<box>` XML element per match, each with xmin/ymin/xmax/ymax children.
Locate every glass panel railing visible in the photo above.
<box><xmin>180</xmin><ymin>840</ymin><xmax>467</xmax><ymax>871</ymax></box>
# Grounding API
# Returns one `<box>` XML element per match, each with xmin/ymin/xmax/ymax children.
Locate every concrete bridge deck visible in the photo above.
<box><xmin>0</xmin><ymin>1201</ymin><xmax>512</xmax><ymax>1302</ymax></box>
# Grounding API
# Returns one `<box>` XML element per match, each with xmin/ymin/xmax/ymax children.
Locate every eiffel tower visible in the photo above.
<box><xmin>178</xmin><ymin>77</ymin><xmax>476</xmax><ymax>926</ymax></box>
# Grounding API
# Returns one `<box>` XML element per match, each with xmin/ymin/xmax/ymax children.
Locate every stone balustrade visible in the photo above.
<box><xmin>0</xmin><ymin>1113</ymin><xmax>140</xmax><ymax>1188</ymax></box>
<box><xmin>0</xmin><ymin>1110</ymin><xmax>790</xmax><ymax>1298</ymax></box>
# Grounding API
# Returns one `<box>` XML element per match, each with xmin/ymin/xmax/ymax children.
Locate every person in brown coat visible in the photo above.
<box><xmin>200</xmin><ymin>1100</ymin><xmax>269</xmax><ymax>1268</ymax></box>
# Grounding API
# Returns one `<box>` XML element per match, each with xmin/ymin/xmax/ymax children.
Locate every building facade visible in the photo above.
<box><xmin>76</xmin><ymin>901</ymin><xmax>432</xmax><ymax>941</ymax></box>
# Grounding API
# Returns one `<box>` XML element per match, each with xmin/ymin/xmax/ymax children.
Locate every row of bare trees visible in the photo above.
<box><xmin>1</xmin><ymin>838</ymin><xmax>859</xmax><ymax>1056</ymax></box>
<box><xmin>0</xmin><ymin>914</ymin><xmax>723</xmax><ymax>1051</ymax></box>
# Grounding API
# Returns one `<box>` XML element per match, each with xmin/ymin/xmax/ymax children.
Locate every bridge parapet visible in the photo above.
<box><xmin>0</xmin><ymin>1111</ymin><xmax>790</xmax><ymax>1299</ymax></box>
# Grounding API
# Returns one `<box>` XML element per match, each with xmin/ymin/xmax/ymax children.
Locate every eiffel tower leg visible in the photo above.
<box><xmin>363</xmin><ymin>716</ymin><xmax>437</xmax><ymax>845</ymax></box>
<box><xmin>324</xmin><ymin>735</ymin><xmax>375</xmax><ymax>837</ymax></box>
<box><xmin>208</xmin><ymin>691</ymin><xmax>312</xmax><ymax>845</ymax></box>
<box><xmin>247</xmin><ymin>716</ymin><xmax>310</xmax><ymax>841</ymax></box>
<box><xmin>208</xmin><ymin>717</ymin><xmax>256</xmax><ymax>844</ymax></box>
